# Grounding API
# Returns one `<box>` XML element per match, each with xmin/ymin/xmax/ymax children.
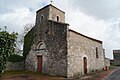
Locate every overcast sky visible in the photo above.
<box><xmin>0</xmin><ymin>0</ymin><xmax>120</xmax><ymax>59</ymax></box>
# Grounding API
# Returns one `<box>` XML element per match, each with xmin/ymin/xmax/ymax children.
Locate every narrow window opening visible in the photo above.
<box><xmin>57</xmin><ymin>16</ymin><xmax>59</xmax><ymax>21</ymax></box>
<box><xmin>41</xmin><ymin>16</ymin><xmax>43</xmax><ymax>21</ymax></box>
<box><xmin>96</xmin><ymin>47</ymin><xmax>99</xmax><ymax>58</ymax></box>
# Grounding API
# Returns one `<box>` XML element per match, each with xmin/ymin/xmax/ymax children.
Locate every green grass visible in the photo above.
<box><xmin>0</xmin><ymin>70</ymin><xmax>64</xmax><ymax>80</ymax></box>
<box><xmin>1</xmin><ymin>68</ymin><xmax>117</xmax><ymax>80</ymax></box>
<box><xmin>1</xmin><ymin>70</ymin><xmax>32</xmax><ymax>78</ymax></box>
<box><xmin>109</xmin><ymin>65</ymin><xmax>118</xmax><ymax>70</ymax></box>
<box><xmin>1</xmin><ymin>70</ymin><xmax>50</xmax><ymax>77</ymax></box>
<box><xmin>2</xmin><ymin>70</ymin><xmax>31</xmax><ymax>74</ymax></box>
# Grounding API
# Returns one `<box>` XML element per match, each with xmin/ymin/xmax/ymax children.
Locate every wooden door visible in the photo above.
<box><xmin>83</xmin><ymin>57</ymin><xmax>87</xmax><ymax>74</ymax></box>
<box><xmin>37</xmin><ymin>55</ymin><xmax>42</xmax><ymax>73</ymax></box>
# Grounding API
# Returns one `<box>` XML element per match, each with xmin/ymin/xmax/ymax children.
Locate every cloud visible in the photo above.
<box><xmin>0</xmin><ymin>7</ymin><xmax>35</xmax><ymax>33</ymax></box>
<box><xmin>0</xmin><ymin>0</ymin><xmax>120</xmax><ymax>59</ymax></box>
<box><xmin>53</xmin><ymin>0</ymin><xmax>120</xmax><ymax>59</ymax></box>
<box><xmin>0</xmin><ymin>0</ymin><xmax>51</xmax><ymax>33</ymax></box>
<box><xmin>0</xmin><ymin>0</ymin><xmax>44</xmax><ymax>33</ymax></box>
<box><xmin>65</xmin><ymin>10</ymin><xmax>107</xmax><ymax>38</ymax></box>
<box><xmin>103</xmin><ymin>19</ymin><xmax>120</xmax><ymax>57</ymax></box>
<box><xmin>68</xmin><ymin>0</ymin><xmax>120</xmax><ymax>20</ymax></box>
<box><xmin>0</xmin><ymin>0</ymin><xmax>43</xmax><ymax>13</ymax></box>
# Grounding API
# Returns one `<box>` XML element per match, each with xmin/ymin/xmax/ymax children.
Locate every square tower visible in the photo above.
<box><xmin>35</xmin><ymin>4</ymin><xmax>65</xmax><ymax>25</ymax></box>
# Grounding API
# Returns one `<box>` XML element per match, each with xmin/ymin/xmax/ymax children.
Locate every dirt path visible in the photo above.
<box><xmin>1</xmin><ymin>75</ymin><xmax>34</xmax><ymax>80</ymax></box>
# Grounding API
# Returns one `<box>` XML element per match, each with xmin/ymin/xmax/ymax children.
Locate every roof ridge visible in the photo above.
<box><xmin>36</xmin><ymin>4</ymin><xmax>65</xmax><ymax>13</ymax></box>
<box><xmin>69</xmin><ymin>29</ymin><xmax>102</xmax><ymax>44</ymax></box>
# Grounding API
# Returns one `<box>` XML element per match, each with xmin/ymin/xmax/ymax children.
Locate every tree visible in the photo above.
<box><xmin>16</xmin><ymin>23</ymin><xmax>34</xmax><ymax>50</ymax></box>
<box><xmin>0</xmin><ymin>27</ymin><xmax>17</xmax><ymax>73</ymax></box>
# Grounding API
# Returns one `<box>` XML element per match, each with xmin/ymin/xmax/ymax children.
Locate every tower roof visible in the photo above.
<box><xmin>36</xmin><ymin>4</ymin><xmax>65</xmax><ymax>13</ymax></box>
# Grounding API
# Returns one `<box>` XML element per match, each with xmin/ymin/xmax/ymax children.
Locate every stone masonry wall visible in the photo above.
<box><xmin>6</xmin><ymin>61</ymin><xmax>24</xmax><ymax>70</ymax></box>
<box><xmin>67</xmin><ymin>31</ymin><xmax>105</xmax><ymax>77</ymax></box>
<box><xmin>36</xmin><ymin>4</ymin><xmax>65</xmax><ymax>25</ymax></box>
<box><xmin>25</xmin><ymin>49</ymin><xmax>37</xmax><ymax>72</ymax></box>
<box><xmin>36</xmin><ymin>6</ymin><xmax>49</xmax><ymax>25</ymax></box>
<box><xmin>105</xmin><ymin>58</ymin><xmax>110</xmax><ymax>67</ymax></box>
<box><xmin>49</xmin><ymin>5</ymin><xmax>65</xmax><ymax>22</ymax></box>
<box><xmin>25</xmin><ymin>4</ymin><xmax>68</xmax><ymax>77</ymax></box>
<box><xmin>35</xmin><ymin>20</ymin><xmax>68</xmax><ymax>77</ymax></box>
<box><xmin>25</xmin><ymin>19</ymin><xmax>68</xmax><ymax>77</ymax></box>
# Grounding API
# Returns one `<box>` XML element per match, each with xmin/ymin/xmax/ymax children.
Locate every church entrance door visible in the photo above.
<box><xmin>37</xmin><ymin>55</ymin><xmax>42</xmax><ymax>73</ymax></box>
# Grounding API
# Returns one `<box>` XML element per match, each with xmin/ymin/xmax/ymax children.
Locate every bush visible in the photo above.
<box><xmin>8</xmin><ymin>54</ymin><xmax>24</xmax><ymax>62</ymax></box>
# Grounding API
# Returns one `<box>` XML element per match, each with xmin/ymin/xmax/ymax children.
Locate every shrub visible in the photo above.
<box><xmin>0</xmin><ymin>27</ymin><xmax>17</xmax><ymax>73</ymax></box>
<box><xmin>8</xmin><ymin>54</ymin><xmax>24</xmax><ymax>62</ymax></box>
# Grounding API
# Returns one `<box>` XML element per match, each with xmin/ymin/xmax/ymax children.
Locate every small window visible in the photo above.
<box><xmin>96</xmin><ymin>47</ymin><xmax>99</xmax><ymax>58</ymax></box>
<box><xmin>57</xmin><ymin>16</ymin><xmax>59</xmax><ymax>21</ymax></box>
<box><xmin>41</xmin><ymin>15</ymin><xmax>43</xmax><ymax>21</ymax></box>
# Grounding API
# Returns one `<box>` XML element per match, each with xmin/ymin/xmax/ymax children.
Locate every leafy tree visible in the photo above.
<box><xmin>0</xmin><ymin>27</ymin><xmax>17</xmax><ymax>73</ymax></box>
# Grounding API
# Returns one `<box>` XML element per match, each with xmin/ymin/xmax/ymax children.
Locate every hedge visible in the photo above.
<box><xmin>8</xmin><ymin>54</ymin><xmax>24</xmax><ymax>62</ymax></box>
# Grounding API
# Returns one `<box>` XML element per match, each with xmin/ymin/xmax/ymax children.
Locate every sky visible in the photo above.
<box><xmin>0</xmin><ymin>0</ymin><xmax>120</xmax><ymax>59</ymax></box>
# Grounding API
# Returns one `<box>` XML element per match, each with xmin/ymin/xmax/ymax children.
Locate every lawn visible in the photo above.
<box><xmin>0</xmin><ymin>70</ymin><xmax>64</xmax><ymax>80</ymax></box>
<box><xmin>0</xmin><ymin>66</ymin><xmax>117</xmax><ymax>80</ymax></box>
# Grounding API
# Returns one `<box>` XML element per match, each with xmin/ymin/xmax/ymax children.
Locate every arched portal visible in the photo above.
<box><xmin>35</xmin><ymin>42</ymin><xmax>46</xmax><ymax>73</ymax></box>
<box><xmin>83</xmin><ymin>57</ymin><xmax>87</xmax><ymax>74</ymax></box>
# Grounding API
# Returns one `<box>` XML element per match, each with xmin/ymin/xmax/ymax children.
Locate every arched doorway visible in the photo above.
<box><xmin>35</xmin><ymin>42</ymin><xmax>46</xmax><ymax>73</ymax></box>
<box><xmin>83</xmin><ymin>57</ymin><xmax>87</xmax><ymax>74</ymax></box>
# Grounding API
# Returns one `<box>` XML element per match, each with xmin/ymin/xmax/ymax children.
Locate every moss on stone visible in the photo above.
<box><xmin>23</xmin><ymin>28</ymin><xmax>34</xmax><ymax>58</ymax></box>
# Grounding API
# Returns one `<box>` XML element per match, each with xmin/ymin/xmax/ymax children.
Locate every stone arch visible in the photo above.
<box><xmin>35</xmin><ymin>41</ymin><xmax>46</xmax><ymax>51</ymax></box>
<box><xmin>35</xmin><ymin>41</ymin><xmax>46</xmax><ymax>73</ymax></box>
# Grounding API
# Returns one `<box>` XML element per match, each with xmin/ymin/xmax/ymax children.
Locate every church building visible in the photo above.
<box><xmin>24</xmin><ymin>4</ymin><xmax>105</xmax><ymax>77</ymax></box>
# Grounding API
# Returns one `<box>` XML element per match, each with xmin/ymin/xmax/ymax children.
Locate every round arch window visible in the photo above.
<box><xmin>57</xmin><ymin>16</ymin><xmax>59</xmax><ymax>22</ymax></box>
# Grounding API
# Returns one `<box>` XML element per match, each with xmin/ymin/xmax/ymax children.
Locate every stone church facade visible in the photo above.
<box><xmin>24</xmin><ymin>4</ymin><xmax>105</xmax><ymax>77</ymax></box>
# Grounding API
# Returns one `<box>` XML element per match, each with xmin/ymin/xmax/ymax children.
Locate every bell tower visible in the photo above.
<box><xmin>25</xmin><ymin>4</ymin><xmax>69</xmax><ymax>77</ymax></box>
<box><xmin>35</xmin><ymin>4</ymin><xmax>65</xmax><ymax>25</ymax></box>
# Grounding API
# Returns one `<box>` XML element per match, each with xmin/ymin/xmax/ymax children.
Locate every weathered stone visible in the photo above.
<box><xmin>24</xmin><ymin>4</ymin><xmax>105</xmax><ymax>78</ymax></box>
<box><xmin>5</xmin><ymin>61</ymin><xmax>24</xmax><ymax>70</ymax></box>
<box><xmin>67</xmin><ymin>30</ymin><xmax>105</xmax><ymax>77</ymax></box>
<box><xmin>104</xmin><ymin>58</ymin><xmax>110</xmax><ymax>70</ymax></box>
